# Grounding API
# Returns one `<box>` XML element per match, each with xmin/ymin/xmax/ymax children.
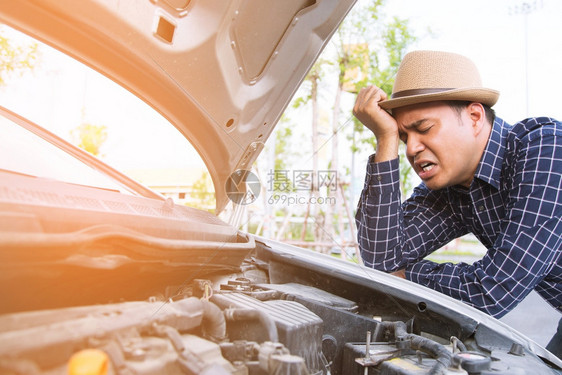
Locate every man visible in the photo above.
<box><xmin>353</xmin><ymin>50</ymin><xmax>562</xmax><ymax>355</ymax></box>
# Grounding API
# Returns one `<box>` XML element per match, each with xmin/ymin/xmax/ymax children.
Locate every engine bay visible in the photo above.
<box><xmin>1</xmin><ymin>239</ymin><xmax>559</xmax><ymax>375</ymax></box>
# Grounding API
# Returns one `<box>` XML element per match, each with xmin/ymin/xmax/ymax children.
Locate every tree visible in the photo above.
<box><xmin>293</xmin><ymin>60</ymin><xmax>328</xmax><ymax>247</ymax></box>
<box><xmin>277</xmin><ymin>0</ymin><xmax>417</xmax><ymax>255</ymax></box>
<box><xmin>71</xmin><ymin>123</ymin><xmax>108</xmax><ymax>157</ymax></box>
<box><xmin>253</xmin><ymin>0</ymin><xmax>417</xmax><ymax>254</ymax></box>
<box><xmin>273</xmin><ymin>117</ymin><xmax>295</xmax><ymax>178</ymax></box>
<box><xmin>320</xmin><ymin>0</ymin><xmax>417</xmax><ymax>253</ymax></box>
<box><xmin>191</xmin><ymin>171</ymin><xmax>215</xmax><ymax>213</ymax></box>
<box><xmin>0</xmin><ymin>27</ymin><xmax>38</xmax><ymax>86</ymax></box>
<box><xmin>347</xmin><ymin>6</ymin><xmax>417</xmax><ymax>197</ymax></box>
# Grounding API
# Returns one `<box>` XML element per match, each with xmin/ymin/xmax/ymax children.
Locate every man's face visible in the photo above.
<box><xmin>393</xmin><ymin>101</ymin><xmax>481</xmax><ymax>190</ymax></box>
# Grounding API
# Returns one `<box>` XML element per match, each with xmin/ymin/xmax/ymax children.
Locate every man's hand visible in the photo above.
<box><xmin>353</xmin><ymin>86</ymin><xmax>400</xmax><ymax>162</ymax></box>
<box><xmin>391</xmin><ymin>269</ymin><xmax>406</xmax><ymax>279</ymax></box>
<box><xmin>353</xmin><ymin>86</ymin><xmax>394</xmax><ymax>136</ymax></box>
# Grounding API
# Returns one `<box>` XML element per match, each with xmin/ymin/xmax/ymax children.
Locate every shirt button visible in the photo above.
<box><xmin>376</xmin><ymin>176</ymin><xmax>382</xmax><ymax>182</ymax></box>
<box><xmin>478</xmin><ymin>205</ymin><xmax>485</xmax><ymax>212</ymax></box>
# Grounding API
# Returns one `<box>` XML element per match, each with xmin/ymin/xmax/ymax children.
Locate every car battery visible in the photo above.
<box><xmin>342</xmin><ymin>342</ymin><xmax>468</xmax><ymax>375</ymax></box>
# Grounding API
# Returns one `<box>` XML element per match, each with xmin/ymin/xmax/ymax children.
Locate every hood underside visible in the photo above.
<box><xmin>0</xmin><ymin>0</ymin><xmax>356</xmax><ymax>212</ymax></box>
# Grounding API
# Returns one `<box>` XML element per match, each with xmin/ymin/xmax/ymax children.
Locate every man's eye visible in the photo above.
<box><xmin>419</xmin><ymin>126</ymin><xmax>432</xmax><ymax>134</ymax></box>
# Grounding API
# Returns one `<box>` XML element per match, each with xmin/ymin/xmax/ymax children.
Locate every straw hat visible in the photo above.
<box><xmin>379</xmin><ymin>50</ymin><xmax>499</xmax><ymax>110</ymax></box>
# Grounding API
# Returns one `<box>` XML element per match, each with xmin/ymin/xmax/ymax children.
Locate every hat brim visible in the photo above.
<box><xmin>379</xmin><ymin>87</ymin><xmax>500</xmax><ymax>110</ymax></box>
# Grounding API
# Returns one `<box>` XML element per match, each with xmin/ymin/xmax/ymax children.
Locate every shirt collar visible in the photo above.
<box><xmin>473</xmin><ymin>117</ymin><xmax>511</xmax><ymax>190</ymax></box>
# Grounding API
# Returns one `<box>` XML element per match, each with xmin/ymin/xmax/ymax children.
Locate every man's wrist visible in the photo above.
<box><xmin>374</xmin><ymin>134</ymin><xmax>399</xmax><ymax>163</ymax></box>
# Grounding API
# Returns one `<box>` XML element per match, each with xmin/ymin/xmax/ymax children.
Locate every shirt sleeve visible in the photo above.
<box><xmin>355</xmin><ymin>155</ymin><xmax>467</xmax><ymax>271</ymax></box>
<box><xmin>409</xmin><ymin>124</ymin><xmax>562</xmax><ymax>318</ymax></box>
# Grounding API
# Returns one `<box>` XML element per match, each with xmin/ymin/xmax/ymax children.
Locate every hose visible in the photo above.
<box><xmin>200</xmin><ymin>299</ymin><xmax>227</xmax><ymax>343</ymax></box>
<box><xmin>224</xmin><ymin>307</ymin><xmax>279</xmax><ymax>343</ymax></box>
<box><xmin>392</xmin><ymin>321</ymin><xmax>452</xmax><ymax>375</ymax></box>
<box><xmin>210</xmin><ymin>293</ymin><xmax>279</xmax><ymax>343</ymax></box>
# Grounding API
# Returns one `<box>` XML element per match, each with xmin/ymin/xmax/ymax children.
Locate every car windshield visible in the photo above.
<box><xmin>0</xmin><ymin>25</ymin><xmax>213</xmax><ymax>208</ymax></box>
<box><xmin>0</xmin><ymin>112</ymin><xmax>134</xmax><ymax>193</ymax></box>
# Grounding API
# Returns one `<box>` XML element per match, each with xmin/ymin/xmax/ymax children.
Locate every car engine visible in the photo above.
<box><xmin>1</xmin><ymin>239</ymin><xmax>558</xmax><ymax>375</ymax></box>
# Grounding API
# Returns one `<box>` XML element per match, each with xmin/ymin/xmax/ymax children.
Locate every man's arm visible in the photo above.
<box><xmin>353</xmin><ymin>86</ymin><xmax>466</xmax><ymax>272</ymax></box>
<box><xmin>355</xmin><ymin>155</ymin><xmax>467</xmax><ymax>271</ymax></box>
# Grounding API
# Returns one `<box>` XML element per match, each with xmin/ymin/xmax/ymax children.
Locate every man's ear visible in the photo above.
<box><xmin>467</xmin><ymin>102</ymin><xmax>486</xmax><ymax>135</ymax></box>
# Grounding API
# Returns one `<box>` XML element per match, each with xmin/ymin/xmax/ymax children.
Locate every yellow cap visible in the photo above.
<box><xmin>67</xmin><ymin>349</ymin><xmax>109</xmax><ymax>375</ymax></box>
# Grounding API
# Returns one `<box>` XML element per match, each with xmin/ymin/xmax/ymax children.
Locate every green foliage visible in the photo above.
<box><xmin>270</xmin><ymin>116</ymin><xmax>297</xmax><ymax>194</ymax></box>
<box><xmin>191</xmin><ymin>171</ymin><xmax>215</xmax><ymax>213</ymax></box>
<box><xmin>293</xmin><ymin>58</ymin><xmax>332</xmax><ymax>109</ymax></box>
<box><xmin>71</xmin><ymin>123</ymin><xmax>108</xmax><ymax>156</ymax></box>
<box><xmin>0</xmin><ymin>28</ymin><xmax>38</xmax><ymax>86</ymax></box>
<box><xmin>274</xmin><ymin>120</ymin><xmax>293</xmax><ymax>172</ymax></box>
<box><xmin>270</xmin><ymin>0</ymin><xmax>420</xmax><ymax>242</ymax></box>
<box><xmin>340</xmin><ymin>0</ymin><xmax>418</xmax><ymax>198</ymax></box>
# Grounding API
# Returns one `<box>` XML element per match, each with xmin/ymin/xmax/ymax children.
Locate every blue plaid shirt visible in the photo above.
<box><xmin>356</xmin><ymin>116</ymin><xmax>562</xmax><ymax>318</ymax></box>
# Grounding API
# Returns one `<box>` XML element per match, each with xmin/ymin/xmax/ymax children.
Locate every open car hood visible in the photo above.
<box><xmin>0</xmin><ymin>0</ymin><xmax>356</xmax><ymax>212</ymax></box>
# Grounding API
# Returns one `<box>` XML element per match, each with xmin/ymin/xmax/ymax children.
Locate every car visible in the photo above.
<box><xmin>0</xmin><ymin>1</ymin><xmax>561</xmax><ymax>374</ymax></box>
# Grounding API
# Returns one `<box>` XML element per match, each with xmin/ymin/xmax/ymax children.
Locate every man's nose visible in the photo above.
<box><xmin>406</xmin><ymin>134</ymin><xmax>425</xmax><ymax>157</ymax></box>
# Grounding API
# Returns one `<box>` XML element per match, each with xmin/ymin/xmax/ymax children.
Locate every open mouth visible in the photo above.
<box><xmin>419</xmin><ymin>162</ymin><xmax>435</xmax><ymax>173</ymax></box>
